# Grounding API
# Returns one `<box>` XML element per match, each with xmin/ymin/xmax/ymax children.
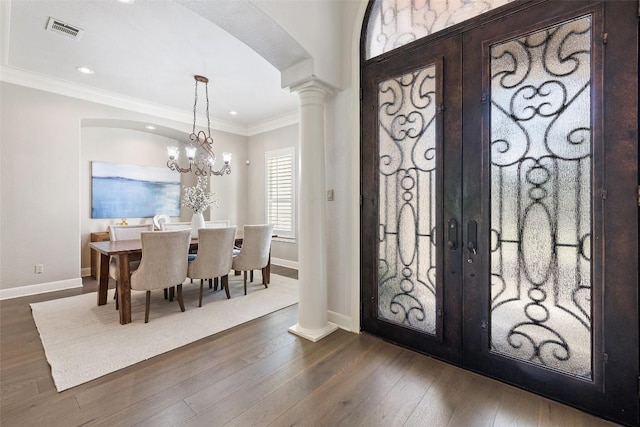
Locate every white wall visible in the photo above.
<box><xmin>80</xmin><ymin>127</ymin><xmax>181</xmax><ymax>274</ymax></box>
<box><xmin>0</xmin><ymin>0</ymin><xmax>367</xmax><ymax>329</ymax></box>
<box><xmin>247</xmin><ymin>123</ymin><xmax>299</xmax><ymax>264</ymax></box>
<box><xmin>0</xmin><ymin>82</ymin><xmax>249</xmax><ymax>292</ymax></box>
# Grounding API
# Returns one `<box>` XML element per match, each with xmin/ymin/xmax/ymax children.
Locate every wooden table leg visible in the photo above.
<box><xmin>266</xmin><ymin>248</ymin><xmax>271</xmax><ymax>284</ymax></box>
<box><xmin>97</xmin><ymin>253</ymin><xmax>110</xmax><ymax>306</ymax></box>
<box><xmin>117</xmin><ymin>253</ymin><xmax>132</xmax><ymax>324</ymax></box>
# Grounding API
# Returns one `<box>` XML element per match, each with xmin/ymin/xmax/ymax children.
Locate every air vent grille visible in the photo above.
<box><xmin>46</xmin><ymin>17</ymin><xmax>83</xmax><ymax>39</ymax></box>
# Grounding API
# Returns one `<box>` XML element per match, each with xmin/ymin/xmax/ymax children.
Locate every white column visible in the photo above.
<box><xmin>288</xmin><ymin>78</ymin><xmax>339</xmax><ymax>342</ymax></box>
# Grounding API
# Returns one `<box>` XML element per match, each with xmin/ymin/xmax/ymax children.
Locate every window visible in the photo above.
<box><xmin>265</xmin><ymin>147</ymin><xmax>295</xmax><ymax>238</ymax></box>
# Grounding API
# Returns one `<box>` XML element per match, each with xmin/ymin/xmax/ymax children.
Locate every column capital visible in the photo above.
<box><xmin>290</xmin><ymin>77</ymin><xmax>335</xmax><ymax>98</ymax></box>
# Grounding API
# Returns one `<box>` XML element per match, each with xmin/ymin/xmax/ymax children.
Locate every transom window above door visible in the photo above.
<box><xmin>365</xmin><ymin>0</ymin><xmax>516</xmax><ymax>59</ymax></box>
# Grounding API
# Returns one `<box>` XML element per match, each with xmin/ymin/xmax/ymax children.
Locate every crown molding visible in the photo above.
<box><xmin>247</xmin><ymin>109</ymin><xmax>299</xmax><ymax>136</ymax></box>
<box><xmin>0</xmin><ymin>65</ymin><xmax>258</xmax><ymax>136</ymax></box>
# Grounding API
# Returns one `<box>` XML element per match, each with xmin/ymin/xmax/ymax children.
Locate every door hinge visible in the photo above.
<box><xmin>601</xmin><ymin>189</ymin><xmax>607</xmax><ymax>200</ymax></box>
<box><xmin>602</xmin><ymin>32</ymin><xmax>608</xmax><ymax>45</ymax></box>
<box><xmin>438</xmin><ymin>103</ymin><xmax>445</xmax><ymax>114</ymax></box>
<box><xmin>437</xmin><ymin>308</ymin><xmax>443</xmax><ymax>318</ymax></box>
<box><xmin>481</xmin><ymin>92</ymin><xmax>487</xmax><ymax>104</ymax></box>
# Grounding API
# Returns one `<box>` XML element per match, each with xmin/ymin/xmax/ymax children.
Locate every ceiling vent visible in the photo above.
<box><xmin>46</xmin><ymin>17</ymin><xmax>83</xmax><ymax>40</ymax></box>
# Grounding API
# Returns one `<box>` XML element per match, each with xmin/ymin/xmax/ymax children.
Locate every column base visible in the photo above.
<box><xmin>288</xmin><ymin>322</ymin><xmax>339</xmax><ymax>342</ymax></box>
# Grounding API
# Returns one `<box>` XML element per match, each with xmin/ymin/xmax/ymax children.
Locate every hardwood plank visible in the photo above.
<box><xmin>269</xmin><ymin>336</ymin><xmax>404</xmax><ymax>426</ymax></box>
<box><xmin>0</xmin><ymin>270</ymin><xmax>623</xmax><ymax>427</ymax></box>
<box><xmin>183</xmin><ymin>343</ymin><xmax>300</xmax><ymax>414</ymax></box>
<box><xmin>492</xmin><ymin>384</ymin><xmax>541</xmax><ymax>427</ymax></box>
<box><xmin>403</xmin><ymin>361</ymin><xmax>476</xmax><ymax>427</ymax></box>
<box><xmin>132</xmin><ymin>400</ymin><xmax>197</xmax><ymax>427</ymax></box>
<box><xmin>338</xmin><ymin>351</ymin><xmax>441</xmax><ymax>426</ymax></box>
<box><xmin>180</xmin><ymin>329</ymin><xmax>356</xmax><ymax>427</ymax></box>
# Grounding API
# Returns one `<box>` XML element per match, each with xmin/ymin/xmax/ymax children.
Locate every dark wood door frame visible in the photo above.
<box><xmin>360</xmin><ymin>1</ymin><xmax>638</xmax><ymax>425</ymax></box>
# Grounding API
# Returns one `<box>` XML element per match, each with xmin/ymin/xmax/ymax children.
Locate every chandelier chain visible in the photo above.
<box><xmin>192</xmin><ymin>79</ymin><xmax>198</xmax><ymax>134</ymax></box>
<box><xmin>205</xmin><ymin>82</ymin><xmax>211</xmax><ymax>136</ymax></box>
<box><xmin>166</xmin><ymin>75</ymin><xmax>231</xmax><ymax>177</ymax></box>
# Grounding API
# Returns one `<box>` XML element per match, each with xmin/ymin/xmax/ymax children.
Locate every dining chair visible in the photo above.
<box><xmin>187</xmin><ymin>226</ymin><xmax>237</xmax><ymax>306</ymax></box>
<box><xmin>204</xmin><ymin>220</ymin><xmax>231</xmax><ymax>228</ymax></box>
<box><xmin>130</xmin><ymin>229</ymin><xmax>192</xmax><ymax>323</ymax></box>
<box><xmin>232</xmin><ymin>224</ymin><xmax>274</xmax><ymax>295</ymax></box>
<box><xmin>108</xmin><ymin>224</ymin><xmax>154</xmax><ymax>309</ymax></box>
<box><xmin>160</xmin><ymin>222</ymin><xmax>192</xmax><ymax>231</ymax></box>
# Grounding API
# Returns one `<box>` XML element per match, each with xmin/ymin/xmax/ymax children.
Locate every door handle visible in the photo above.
<box><xmin>447</xmin><ymin>219</ymin><xmax>458</xmax><ymax>250</ymax></box>
<box><xmin>467</xmin><ymin>220</ymin><xmax>478</xmax><ymax>258</ymax></box>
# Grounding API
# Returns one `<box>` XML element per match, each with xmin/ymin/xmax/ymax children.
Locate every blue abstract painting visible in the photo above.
<box><xmin>91</xmin><ymin>162</ymin><xmax>181</xmax><ymax>218</ymax></box>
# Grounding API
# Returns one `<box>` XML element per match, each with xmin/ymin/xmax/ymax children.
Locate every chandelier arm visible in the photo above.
<box><xmin>167</xmin><ymin>159</ymin><xmax>192</xmax><ymax>174</ymax></box>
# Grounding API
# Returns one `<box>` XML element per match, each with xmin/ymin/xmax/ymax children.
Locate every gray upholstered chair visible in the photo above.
<box><xmin>187</xmin><ymin>226</ymin><xmax>237</xmax><ymax>306</ymax></box>
<box><xmin>130</xmin><ymin>229</ymin><xmax>192</xmax><ymax>323</ymax></box>
<box><xmin>232</xmin><ymin>224</ymin><xmax>274</xmax><ymax>295</ymax></box>
<box><xmin>108</xmin><ymin>224</ymin><xmax>154</xmax><ymax>309</ymax></box>
<box><xmin>160</xmin><ymin>222</ymin><xmax>192</xmax><ymax>231</ymax></box>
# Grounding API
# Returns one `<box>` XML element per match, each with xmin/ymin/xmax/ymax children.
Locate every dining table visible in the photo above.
<box><xmin>89</xmin><ymin>235</ymin><xmax>271</xmax><ymax>325</ymax></box>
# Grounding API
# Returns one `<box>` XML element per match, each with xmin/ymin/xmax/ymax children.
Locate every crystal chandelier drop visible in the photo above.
<box><xmin>166</xmin><ymin>75</ymin><xmax>231</xmax><ymax>176</ymax></box>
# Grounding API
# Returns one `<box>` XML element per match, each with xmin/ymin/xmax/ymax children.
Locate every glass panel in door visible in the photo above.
<box><xmin>489</xmin><ymin>15</ymin><xmax>593</xmax><ymax>378</ymax></box>
<box><xmin>378</xmin><ymin>64</ymin><xmax>438</xmax><ymax>335</ymax></box>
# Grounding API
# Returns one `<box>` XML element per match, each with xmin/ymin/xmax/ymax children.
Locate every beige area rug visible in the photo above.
<box><xmin>30</xmin><ymin>274</ymin><xmax>298</xmax><ymax>392</ymax></box>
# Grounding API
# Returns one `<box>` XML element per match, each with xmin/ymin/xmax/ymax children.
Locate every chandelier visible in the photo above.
<box><xmin>167</xmin><ymin>75</ymin><xmax>231</xmax><ymax>176</ymax></box>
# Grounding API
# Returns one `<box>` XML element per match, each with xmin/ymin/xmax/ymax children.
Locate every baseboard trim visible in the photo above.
<box><xmin>0</xmin><ymin>278</ymin><xmax>83</xmax><ymax>300</ymax></box>
<box><xmin>271</xmin><ymin>258</ymin><xmax>299</xmax><ymax>270</ymax></box>
<box><xmin>328</xmin><ymin>310</ymin><xmax>353</xmax><ymax>332</ymax></box>
<box><xmin>288</xmin><ymin>322</ymin><xmax>339</xmax><ymax>342</ymax></box>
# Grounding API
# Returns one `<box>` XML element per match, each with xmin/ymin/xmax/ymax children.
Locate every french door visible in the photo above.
<box><xmin>360</xmin><ymin>1</ymin><xmax>638</xmax><ymax>425</ymax></box>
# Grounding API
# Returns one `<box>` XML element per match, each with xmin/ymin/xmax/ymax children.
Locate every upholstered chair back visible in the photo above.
<box><xmin>188</xmin><ymin>226</ymin><xmax>237</xmax><ymax>280</ymax></box>
<box><xmin>232</xmin><ymin>224</ymin><xmax>274</xmax><ymax>271</ymax></box>
<box><xmin>130</xmin><ymin>230</ymin><xmax>191</xmax><ymax>292</ymax></box>
<box><xmin>109</xmin><ymin>224</ymin><xmax>154</xmax><ymax>241</ymax></box>
<box><xmin>108</xmin><ymin>224</ymin><xmax>154</xmax><ymax>282</ymax></box>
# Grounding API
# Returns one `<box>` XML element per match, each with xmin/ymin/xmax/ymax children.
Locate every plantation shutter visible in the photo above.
<box><xmin>265</xmin><ymin>147</ymin><xmax>295</xmax><ymax>238</ymax></box>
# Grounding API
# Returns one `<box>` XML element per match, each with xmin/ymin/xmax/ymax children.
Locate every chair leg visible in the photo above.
<box><xmin>214</xmin><ymin>277</ymin><xmax>219</xmax><ymax>291</ymax></box>
<box><xmin>163</xmin><ymin>288</ymin><xmax>168</xmax><ymax>299</ymax></box>
<box><xmin>243</xmin><ymin>271</ymin><xmax>247</xmax><ymax>295</ymax></box>
<box><xmin>223</xmin><ymin>275</ymin><xmax>230</xmax><ymax>299</ymax></box>
<box><xmin>145</xmin><ymin>291</ymin><xmax>151</xmax><ymax>323</ymax></box>
<box><xmin>209</xmin><ymin>278</ymin><xmax>213</xmax><ymax>289</ymax></box>
<box><xmin>199</xmin><ymin>281</ymin><xmax>204</xmax><ymax>307</ymax></box>
<box><xmin>262</xmin><ymin>268</ymin><xmax>268</xmax><ymax>288</ymax></box>
<box><xmin>250</xmin><ymin>270</ymin><xmax>254</xmax><ymax>282</ymax></box>
<box><xmin>169</xmin><ymin>286</ymin><xmax>174</xmax><ymax>302</ymax></box>
<box><xmin>177</xmin><ymin>284</ymin><xmax>185</xmax><ymax>312</ymax></box>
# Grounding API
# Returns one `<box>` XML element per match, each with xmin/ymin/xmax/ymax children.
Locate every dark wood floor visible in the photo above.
<box><xmin>1</xmin><ymin>267</ymin><xmax>618</xmax><ymax>427</ymax></box>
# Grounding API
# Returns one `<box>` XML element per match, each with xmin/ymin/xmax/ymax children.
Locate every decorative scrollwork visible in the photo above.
<box><xmin>366</xmin><ymin>0</ymin><xmax>515</xmax><ymax>59</ymax></box>
<box><xmin>377</xmin><ymin>64</ymin><xmax>438</xmax><ymax>334</ymax></box>
<box><xmin>490</xmin><ymin>16</ymin><xmax>593</xmax><ymax>378</ymax></box>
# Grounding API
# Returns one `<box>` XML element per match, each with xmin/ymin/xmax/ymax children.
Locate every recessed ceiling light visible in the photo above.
<box><xmin>229</xmin><ymin>111</ymin><xmax>238</xmax><ymax>116</ymax></box>
<box><xmin>76</xmin><ymin>66</ymin><xmax>94</xmax><ymax>74</ymax></box>
<box><xmin>145</xmin><ymin>125</ymin><xmax>156</xmax><ymax>130</ymax></box>
<box><xmin>117</xmin><ymin>0</ymin><xmax>135</xmax><ymax>3</ymax></box>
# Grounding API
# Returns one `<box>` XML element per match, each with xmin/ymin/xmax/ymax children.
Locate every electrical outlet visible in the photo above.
<box><xmin>35</xmin><ymin>264</ymin><xmax>44</xmax><ymax>274</ymax></box>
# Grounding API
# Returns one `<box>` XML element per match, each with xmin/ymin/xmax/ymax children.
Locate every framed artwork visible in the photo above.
<box><xmin>91</xmin><ymin>161</ymin><xmax>181</xmax><ymax>218</ymax></box>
